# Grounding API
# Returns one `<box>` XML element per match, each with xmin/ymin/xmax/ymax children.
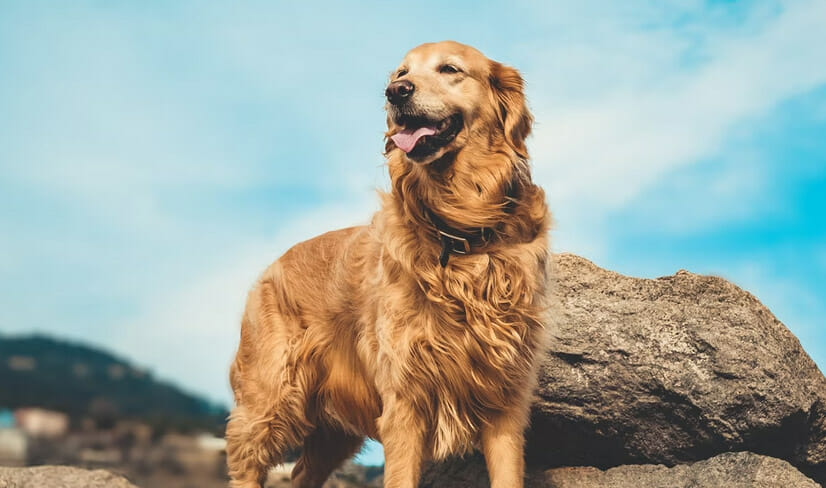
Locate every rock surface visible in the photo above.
<box><xmin>544</xmin><ymin>452</ymin><xmax>819</xmax><ymax>488</ymax></box>
<box><xmin>420</xmin><ymin>452</ymin><xmax>820</xmax><ymax>487</ymax></box>
<box><xmin>0</xmin><ymin>466</ymin><xmax>138</xmax><ymax>488</ymax></box>
<box><xmin>523</xmin><ymin>254</ymin><xmax>826</xmax><ymax>483</ymax></box>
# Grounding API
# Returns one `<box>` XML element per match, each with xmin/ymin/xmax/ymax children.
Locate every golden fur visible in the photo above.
<box><xmin>226</xmin><ymin>41</ymin><xmax>551</xmax><ymax>488</ymax></box>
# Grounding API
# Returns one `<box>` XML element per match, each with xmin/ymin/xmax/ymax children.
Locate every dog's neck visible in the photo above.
<box><xmin>387</xmin><ymin>149</ymin><xmax>548</xmax><ymax>255</ymax></box>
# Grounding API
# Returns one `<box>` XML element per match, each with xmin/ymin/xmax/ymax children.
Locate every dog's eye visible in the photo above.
<box><xmin>396</xmin><ymin>68</ymin><xmax>408</xmax><ymax>78</ymax></box>
<box><xmin>439</xmin><ymin>64</ymin><xmax>461</xmax><ymax>74</ymax></box>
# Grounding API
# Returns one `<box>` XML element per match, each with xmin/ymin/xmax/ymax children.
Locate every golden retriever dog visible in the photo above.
<box><xmin>226</xmin><ymin>40</ymin><xmax>551</xmax><ymax>488</ymax></box>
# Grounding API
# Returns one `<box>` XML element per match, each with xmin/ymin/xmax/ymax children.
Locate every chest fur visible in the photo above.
<box><xmin>373</xmin><ymin>248</ymin><xmax>548</xmax><ymax>458</ymax></box>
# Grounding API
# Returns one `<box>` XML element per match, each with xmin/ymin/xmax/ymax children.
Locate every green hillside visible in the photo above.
<box><xmin>0</xmin><ymin>334</ymin><xmax>227</xmax><ymax>435</ymax></box>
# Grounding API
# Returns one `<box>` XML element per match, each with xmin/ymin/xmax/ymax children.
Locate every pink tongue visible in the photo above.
<box><xmin>391</xmin><ymin>126</ymin><xmax>437</xmax><ymax>153</ymax></box>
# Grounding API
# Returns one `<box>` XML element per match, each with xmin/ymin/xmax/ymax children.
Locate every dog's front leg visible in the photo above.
<box><xmin>378</xmin><ymin>396</ymin><xmax>426</xmax><ymax>488</ymax></box>
<box><xmin>481</xmin><ymin>408</ymin><xmax>528</xmax><ymax>488</ymax></box>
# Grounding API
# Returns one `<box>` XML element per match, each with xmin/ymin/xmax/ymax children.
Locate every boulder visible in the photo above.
<box><xmin>526</xmin><ymin>254</ymin><xmax>826</xmax><ymax>483</ymax></box>
<box><xmin>420</xmin><ymin>451</ymin><xmax>820</xmax><ymax>487</ymax></box>
<box><xmin>0</xmin><ymin>466</ymin><xmax>138</xmax><ymax>488</ymax></box>
<box><xmin>543</xmin><ymin>451</ymin><xmax>819</xmax><ymax>488</ymax></box>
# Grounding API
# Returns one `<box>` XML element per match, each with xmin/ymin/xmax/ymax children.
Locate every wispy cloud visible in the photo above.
<box><xmin>529</xmin><ymin>0</ymin><xmax>826</xmax><ymax>214</ymax></box>
<box><xmin>110</xmin><ymin>200</ymin><xmax>375</xmax><ymax>403</ymax></box>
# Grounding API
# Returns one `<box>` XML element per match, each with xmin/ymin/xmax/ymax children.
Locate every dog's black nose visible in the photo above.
<box><xmin>385</xmin><ymin>80</ymin><xmax>415</xmax><ymax>105</ymax></box>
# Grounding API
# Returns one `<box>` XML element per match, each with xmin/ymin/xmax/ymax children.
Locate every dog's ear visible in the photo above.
<box><xmin>489</xmin><ymin>61</ymin><xmax>533</xmax><ymax>159</ymax></box>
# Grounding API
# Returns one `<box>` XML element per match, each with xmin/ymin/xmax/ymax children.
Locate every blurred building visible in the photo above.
<box><xmin>6</xmin><ymin>355</ymin><xmax>36</xmax><ymax>371</ymax></box>
<box><xmin>15</xmin><ymin>408</ymin><xmax>69</xmax><ymax>438</ymax></box>
<box><xmin>0</xmin><ymin>427</ymin><xmax>27</xmax><ymax>466</ymax></box>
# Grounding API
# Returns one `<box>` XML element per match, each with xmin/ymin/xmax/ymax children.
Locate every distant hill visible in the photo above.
<box><xmin>0</xmin><ymin>334</ymin><xmax>227</xmax><ymax>435</ymax></box>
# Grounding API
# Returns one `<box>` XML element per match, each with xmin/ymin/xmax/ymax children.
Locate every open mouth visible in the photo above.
<box><xmin>390</xmin><ymin>113</ymin><xmax>463</xmax><ymax>160</ymax></box>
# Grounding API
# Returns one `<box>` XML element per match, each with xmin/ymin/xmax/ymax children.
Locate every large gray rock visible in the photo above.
<box><xmin>526</xmin><ymin>254</ymin><xmax>826</xmax><ymax>483</ymax></box>
<box><xmin>0</xmin><ymin>466</ymin><xmax>138</xmax><ymax>488</ymax></box>
<box><xmin>543</xmin><ymin>452</ymin><xmax>819</xmax><ymax>488</ymax></box>
<box><xmin>420</xmin><ymin>452</ymin><xmax>820</xmax><ymax>487</ymax></box>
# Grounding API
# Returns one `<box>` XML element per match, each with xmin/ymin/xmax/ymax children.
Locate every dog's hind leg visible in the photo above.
<box><xmin>227</xmin><ymin>272</ymin><xmax>320</xmax><ymax>487</ymax></box>
<box><xmin>226</xmin><ymin>365</ymin><xmax>315</xmax><ymax>488</ymax></box>
<box><xmin>225</xmin><ymin>404</ymin><xmax>274</xmax><ymax>488</ymax></box>
<box><xmin>226</xmin><ymin>390</ymin><xmax>314</xmax><ymax>488</ymax></box>
<box><xmin>290</xmin><ymin>424</ymin><xmax>364</xmax><ymax>488</ymax></box>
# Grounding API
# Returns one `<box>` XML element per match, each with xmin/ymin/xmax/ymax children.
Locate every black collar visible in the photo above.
<box><xmin>421</xmin><ymin>172</ymin><xmax>521</xmax><ymax>267</ymax></box>
<box><xmin>423</xmin><ymin>207</ymin><xmax>495</xmax><ymax>267</ymax></box>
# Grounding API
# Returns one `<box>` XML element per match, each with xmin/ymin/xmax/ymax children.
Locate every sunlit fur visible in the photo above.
<box><xmin>226</xmin><ymin>41</ymin><xmax>552</xmax><ymax>488</ymax></box>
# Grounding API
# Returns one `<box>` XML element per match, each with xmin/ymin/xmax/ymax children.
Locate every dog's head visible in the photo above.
<box><xmin>385</xmin><ymin>41</ymin><xmax>532</xmax><ymax>165</ymax></box>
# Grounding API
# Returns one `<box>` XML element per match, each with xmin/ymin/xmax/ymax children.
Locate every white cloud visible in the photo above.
<box><xmin>110</xmin><ymin>200</ymin><xmax>374</xmax><ymax>404</ymax></box>
<box><xmin>0</xmin><ymin>3</ymin><xmax>381</xmax><ymax>237</ymax></box>
<box><xmin>528</xmin><ymin>0</ymin><xmax>826</xmax><ymax>213</ymax></box>
<box><xmin>614</xmin><ymin>149</ymin><xmax>773</xmax><ymax>235</ymax></box>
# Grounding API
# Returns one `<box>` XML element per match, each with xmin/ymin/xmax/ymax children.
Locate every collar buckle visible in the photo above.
<box><xmin>437</xmin><ymin>229</ymin><xmax>471</xmax><ymax>255</ymax></box>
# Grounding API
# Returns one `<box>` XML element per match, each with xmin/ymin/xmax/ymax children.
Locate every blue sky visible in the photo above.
<box><xmin>1</xmin><ymin>1</ymin><xmax>824</xmax><ymax>466</ymax></box>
